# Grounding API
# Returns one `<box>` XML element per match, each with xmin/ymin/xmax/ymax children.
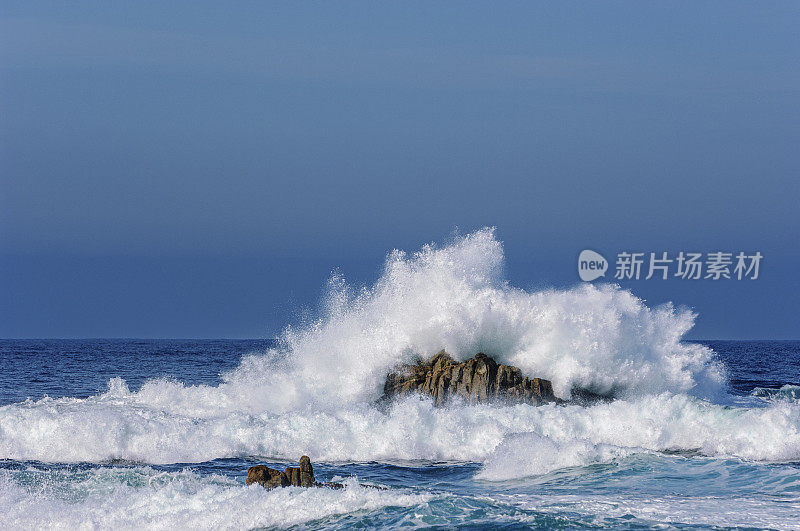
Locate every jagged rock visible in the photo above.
<box><xmin>299</xmin><ymin>455</ymin><xmax>315</xmax><ymax>487</ymax></box>
<box><xmin>383</xmin><ymin>351</ymin><xmax>558</xmax><ymax>406</ymax></box>
<box><xmin>247</xmin><ymin>456</ymin><xmax>342</xmax><ymax>489</ymax></box>
<box><xmin>284</xmin><ymin>466</ymin><xmax>301</xmax><ymax>486</ymax></box>
<box><xmin>317</xmin><ymin>481</ymin><xmax>346</xmax><ymax>489</ymax></box>
<box><xmin>246</xmin><ymin>464</ymin><xmax>290</xmax><ymax>489</ymax></box>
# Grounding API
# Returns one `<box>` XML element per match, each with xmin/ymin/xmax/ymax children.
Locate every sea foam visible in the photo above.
<box><xmin>223</xmin><ymin>227</ymin><xmax>725</xmax><ymax>413</ymax></box>
<box><xmin>0</xmin><ymin>467</ymin><xmax>431</xmax><ymax>530</ymax></box>
<box><xmin>3</xmin><ymin>228</ymin><xmax>789</xmax><ymax>468</ymax></box>
<box><xmin>20</xmin><ymin>229</ymin><xmax>724</xmax><ymax>411</ymax></box>
<box><xmin>1</xmin><ymin>390</ymin><xmax>798</xmax><ymax>465</ymax></box>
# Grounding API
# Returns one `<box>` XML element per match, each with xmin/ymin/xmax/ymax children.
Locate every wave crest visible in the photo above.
<box><xmin>0</xmin><ymin>229</ymin><xmax>744</xmax><ymax>466</ymax></box>
<box><xmin>229</xmin><ymin>227</ymin><xmax>725</xmax><ymax>411</ymax></box>
<box><xmin>2</xmin><ymin>392</ymin><xmax>799</xmax><ymax>464</ymax></box>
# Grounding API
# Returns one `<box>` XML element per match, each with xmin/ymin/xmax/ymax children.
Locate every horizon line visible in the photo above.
<box><xmin>1</xmin><ymin>337</ymin><xmax>799</xmax><ymax>342</ymax></box>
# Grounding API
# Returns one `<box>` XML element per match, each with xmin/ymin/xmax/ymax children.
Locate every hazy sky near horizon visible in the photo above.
<box><xmin>2</xmin><ymin>2</ymin><xmax>799</xmax><ymax>339</ymax></box>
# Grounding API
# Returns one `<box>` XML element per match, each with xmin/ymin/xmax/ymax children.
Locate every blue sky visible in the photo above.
<box><xmin>1</xmin><ymin>2</ymin><xmax>798</xmax><ymax>339</ymax></box>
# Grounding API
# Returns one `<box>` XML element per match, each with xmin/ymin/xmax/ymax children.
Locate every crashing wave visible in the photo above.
<box><xmin>4</xmin><ymin>228</ymin><xmax>792</xmax><ymax>470</ymax></box>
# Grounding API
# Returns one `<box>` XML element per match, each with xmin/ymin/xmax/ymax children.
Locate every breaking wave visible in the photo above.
<box><xmin>1</xmin><ymin>388</ymin><xmax>798</xmax><ymax>465</ymax></box>
<box><xmin>0</xmin><ymin>466</ymin><xmax>430</xmax><ymax>530</ymax></box>
<box><xmin>2</xmin><ymin>228</ymin><xmax>796</xmax><ymax>472</ymax></box>
<box><xmin>234</xmin><ymin>227</ymin><xmax>725</xmax><ymax>409</ymax></box>
<box><xmin>753</xmin><ymin>384</ymin><xmax>800</xmax><ymax>402</ymax></box>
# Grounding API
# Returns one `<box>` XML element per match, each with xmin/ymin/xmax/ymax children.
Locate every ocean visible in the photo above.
<box><xmin>1</xmin><ymin>232</ymin><xmax>799</xmax><ymax>529</ymax></box>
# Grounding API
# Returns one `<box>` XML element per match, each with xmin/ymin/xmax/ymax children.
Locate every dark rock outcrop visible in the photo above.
<box><xmin>299</xmin><ymin>455</ymin><xmax>315</xmax><ymax>487</ymax></box>
<box><xmin>284</xmin><ymin>466</ymin><xmax>301</xmax><ymax>486</ymax></box>
<box><xmin>382</xmin><ymin>351</ymin><xmax>559</xmax><ymax>406</ymax></box>
<box><xmin>247</xmin><ymin>456</ymin><xmax>344</xmax><ymax>489</ymax></box>
<box><xmin>246</xmin><ymin>464</ymin><xmax>290</xmax><ymax>488</ymax></box>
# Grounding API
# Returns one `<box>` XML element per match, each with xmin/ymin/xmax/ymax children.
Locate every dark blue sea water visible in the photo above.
<box><xmin>0</xmin><ymin>339</ymin><xmax>273</xmax><ymax>406</ymax></box>
<box><xmin>1</xmin><ymin>338</ymin><xmax>799</xmax><ymax>529</ymax></box>
<box><xmin>2</xmin><ymin>339</ymin><xmax>797</xmax><ymax>406</ymax></box>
